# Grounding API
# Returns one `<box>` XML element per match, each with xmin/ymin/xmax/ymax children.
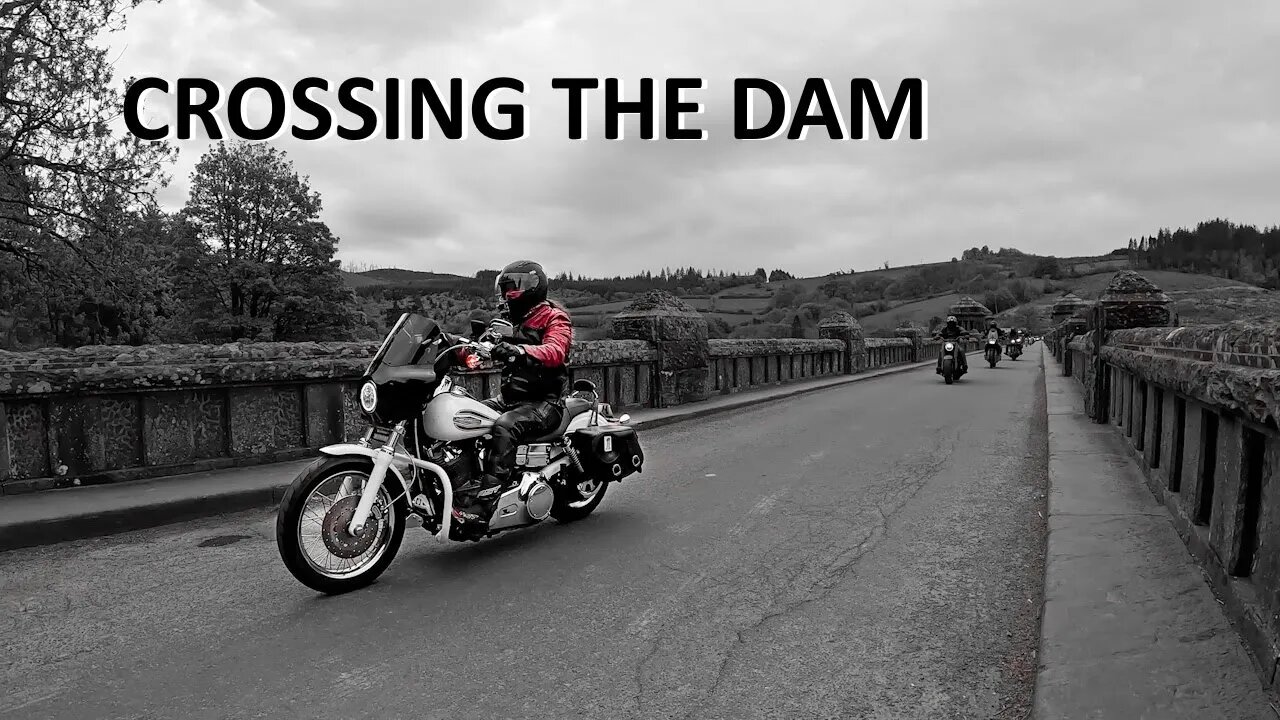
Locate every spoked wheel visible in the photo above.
<box><xmin>276</xmin><ymin>457</ymin><xmax>408</xmax><ymax>594</ymax></box>
<box><xmin>551</xmin><ymin>473</ymin><xmax>609</xmax><ymax>523</ymax></box>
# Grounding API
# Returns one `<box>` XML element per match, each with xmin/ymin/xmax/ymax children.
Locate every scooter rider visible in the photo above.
<box><xmin>452</xmin><ymin>260</ymin><xmax>573</xmax><ymax>538</ymax></box>
<box><xmin>935</xmin><ymin>316</ymin><xmax>970</xmax><ymax>373</ymax></box>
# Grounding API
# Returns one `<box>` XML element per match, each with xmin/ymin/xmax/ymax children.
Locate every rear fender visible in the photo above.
<box><xmin>563</xmin><ymin>403</ymin><xmax>619</xmax><ymax>434</ymax></box>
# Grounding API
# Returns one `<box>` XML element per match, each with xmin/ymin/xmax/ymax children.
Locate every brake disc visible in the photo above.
<box><xmin>321</xmin><ymin>495</ymin><xmax>382</xmax><ymax>559</ymax></box>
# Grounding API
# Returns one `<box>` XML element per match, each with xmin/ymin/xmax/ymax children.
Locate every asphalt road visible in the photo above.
<box><xmin>2</xmin><ymin>353</ymin><xmax>1049</xmax><ymax>720</ymax></box>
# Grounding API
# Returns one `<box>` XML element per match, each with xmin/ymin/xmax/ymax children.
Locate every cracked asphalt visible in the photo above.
<box><xmin>1</xmin><ymin>355</ymin><xmax>1049</xmax><ymax>720</ymax></box>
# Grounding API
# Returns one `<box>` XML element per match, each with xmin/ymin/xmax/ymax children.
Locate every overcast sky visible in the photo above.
<box><xmin>109</xmin><ymin>1</ymin><xmax>1280</xmax><ymax>279</ymax></box>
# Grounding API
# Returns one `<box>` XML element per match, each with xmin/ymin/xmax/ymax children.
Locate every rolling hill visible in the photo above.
<box><xmin>339</xmin><ymin>250</ymin><xmax>1277</xmax><ymax>340</ymax></box>
<box><xmin>339</xmin><ymin>268</ymin><xmax>471</xmax><ymax>288</ymax></box>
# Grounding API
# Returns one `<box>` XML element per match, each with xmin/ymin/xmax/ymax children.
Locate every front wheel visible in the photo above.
<box><xmin>551</xmin><ymin>473</ymin><xmax>609</xmax><ymax>523</ymax></box>
<box><xmin>276</xmin><ymin>457</ymin><xmax>408</xmax><ymax>595</ymax></box>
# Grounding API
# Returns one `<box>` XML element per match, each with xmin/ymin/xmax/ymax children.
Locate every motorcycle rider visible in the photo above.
<box><xmin>935</xmin><ymin>315</ymin><xmax>969</xmax><ymax>373</ymax></box>
<box><xmin>984</xmin><ymin>319</ymin><xmax>1007</xmax><ymax>356</ymax></box>
<box><xmin>452</xmin><ymin>260</ymin><xmax>573</xmax><ymax>538</ymax></box>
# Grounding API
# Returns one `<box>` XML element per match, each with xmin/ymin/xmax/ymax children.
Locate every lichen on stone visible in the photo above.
<box><xmin>708</xmin><ymin>338</ymin><xmax>844</xmax><ymax>357</ymax></box>
<box><xmin>1099</xmin><ymin>270</ymin><xmax>1172</xmax><ymax>302</ymax></box>
<box><xmin>615</xmin><ymin>290</ymin><xmax>698</xmax><ymax>315</ymax></box>
<box><xmin>818</xmin><ymin>311</ymin><xmax>861</xmax><ymax>328</ymax></box>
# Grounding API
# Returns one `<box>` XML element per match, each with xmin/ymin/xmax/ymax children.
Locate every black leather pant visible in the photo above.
<box><xmin>482</xmin><ymin>397</ymin><xmax>564</xmax><ymax>478</ymax></box>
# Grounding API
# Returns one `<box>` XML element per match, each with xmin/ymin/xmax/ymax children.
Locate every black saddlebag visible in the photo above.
<box><xmin>569</xmin><ymin>426</ymin><xmax>644</xmax><ymax>481</ymax></box>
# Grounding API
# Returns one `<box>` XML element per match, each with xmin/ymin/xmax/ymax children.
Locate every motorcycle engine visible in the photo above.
<box><xmin>423</xmin><ymin>443</ymin><xmax>481</xmax><ymax>491</ymax></box>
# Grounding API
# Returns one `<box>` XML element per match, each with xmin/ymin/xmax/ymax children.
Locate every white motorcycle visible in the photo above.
<box><xmin>984</xmin><ymin>329</ymin><xmax>1001</xmax><ymax>368</ymax></box>
<box><xmin>276</xmin><ymin>313</ymin><xmax>645</xmax><ymax>594</ymax></box>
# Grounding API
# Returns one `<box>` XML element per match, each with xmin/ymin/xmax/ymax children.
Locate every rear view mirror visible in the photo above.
<box><xmin>573</xmin><ymin>379</ymin><xmax>597</xmax><ymax>394</ymax></box>
<box><xmin>470</xmin><ymin>320</ymin><xmax>488</xmax><ymax>338</ymax></box>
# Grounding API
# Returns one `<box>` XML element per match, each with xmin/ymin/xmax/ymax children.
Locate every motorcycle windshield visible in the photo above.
<box><xmin>366</xmin><ymin>313</ymin><xmax>442</xmax><ymax>374</ymax></box>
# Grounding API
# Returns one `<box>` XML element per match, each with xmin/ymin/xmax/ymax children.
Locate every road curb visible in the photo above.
<box><xmin>0</xmin><ymin>485</ymin><xmax>291</xmax><ymax>553</ymax></box>
<box><xmin>631</xmin><ymin>357</ymin><xmax>948</xmax><ymax>431</ymax></box>
<box><xmin>1</xmin><ymin>358</ymin><xmax>947</xmax><ymax>552</ymax></box>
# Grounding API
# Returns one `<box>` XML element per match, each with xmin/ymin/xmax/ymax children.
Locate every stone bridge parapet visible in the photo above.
<box><xmin>0</xmin><ymin>292</ymin><xmax>935</xmax><ymax>494</ymax></box>
<box><xmin>1049</xmin><ymin>271</ymin><xmax>1280</xmax><ymax>689</ymax></box>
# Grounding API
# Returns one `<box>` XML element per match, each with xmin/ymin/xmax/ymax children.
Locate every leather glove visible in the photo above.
<box><xmin>492</xmin><ymin>342</ymin><xmax>527</xmax><ymax>366</ymax></box>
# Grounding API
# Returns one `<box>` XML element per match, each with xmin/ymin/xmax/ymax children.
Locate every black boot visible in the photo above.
<box><xmin>451</xmin><ymin>473</ymin><xmax>505</xmax><ymax>540</ymax></box>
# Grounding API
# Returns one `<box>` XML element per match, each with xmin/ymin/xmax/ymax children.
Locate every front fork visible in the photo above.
<box><xmin>348</xmin><ymin>423</ymin><xmax>405</xmax><ymax>536</ymax></box>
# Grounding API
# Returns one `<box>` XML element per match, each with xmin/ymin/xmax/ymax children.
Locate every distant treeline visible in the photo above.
<box><xmin>352</xmin><ymin>266</ymin><xmax>795</xmax><ymax>305</ymax></box>
<box><xmin>1127</xmin><ymin>219</ymin><xmax>1280</xmax><ymax>289</ymax></box>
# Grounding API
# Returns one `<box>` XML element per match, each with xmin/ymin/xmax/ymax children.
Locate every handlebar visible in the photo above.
<box><xmin>441</xmin><ymin>337</ymin><xmax>497</xmax><ymax>358</ymax></box>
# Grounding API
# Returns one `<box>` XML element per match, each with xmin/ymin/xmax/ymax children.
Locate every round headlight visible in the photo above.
<box><xmin>944</xmin><ymin>342</ymin><xmax>955</xmax><ymax>351</ymax></box>
<box><xmin>359</xmin><ymin>381</ymin><xmax>377</xmax><ymax>413</ymax></box>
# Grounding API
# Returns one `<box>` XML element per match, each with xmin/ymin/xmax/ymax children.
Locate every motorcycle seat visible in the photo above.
<box><xmin>526</xmin><ymin>397</ymin><xmax>595</xmax><ymax>443</ymax></box>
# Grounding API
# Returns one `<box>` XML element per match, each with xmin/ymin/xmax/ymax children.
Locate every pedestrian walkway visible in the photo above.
<box><xmin>0</xmin><ymin>356</ymin><xmax>945</xmax><ymax>552</ymax></box>
<box><xmin>1035</xmin><ymin>348</ymin><xmax>1278</xmax><ymax>718</ymax></box>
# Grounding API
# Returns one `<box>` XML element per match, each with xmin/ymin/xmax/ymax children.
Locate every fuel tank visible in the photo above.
<box><xmin>422</xmin><ymin>389</ymin><xmax>500</xmax><ymax>441</ymax></box>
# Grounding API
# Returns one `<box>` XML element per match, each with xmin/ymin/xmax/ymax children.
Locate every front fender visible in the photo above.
<box><xmin>318</xmin><ymin>444</ymin><xmax>412</xmax><ymax>495</ymax></box>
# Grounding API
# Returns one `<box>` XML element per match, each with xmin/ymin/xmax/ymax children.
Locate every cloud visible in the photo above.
<box><xmin>108</xmin><ymin>0</ymin><xmax>1280</xmax><ymax>278</ymax></box>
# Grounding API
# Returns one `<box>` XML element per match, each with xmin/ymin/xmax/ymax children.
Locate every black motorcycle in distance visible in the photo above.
<box><xmin>933</xmin><ymin>333</ymin><xmax>970</xmax><ymax>384</ymax></box>
<box><xmin>1006</xmin><ymin>336</ymin><xmax>1024</xmax><ymax>360</ymax></box>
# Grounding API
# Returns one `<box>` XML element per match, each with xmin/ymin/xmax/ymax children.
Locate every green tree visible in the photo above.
<box><xmin>1031</xmin><ymin>256</ymin><xmax>1062</xmax><ymax>279</ymax></box>
<box><xmin>182</xmin><ymin>141</ymin><xmax>357</xmax><ymax>341</ymax></box>
<box><xmin>0</xmin><ymin>0</ymin><xmax>175</xmax><ymax>262</ymax></box>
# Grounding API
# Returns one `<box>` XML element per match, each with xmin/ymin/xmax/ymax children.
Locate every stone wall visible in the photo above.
<box><xmin>1050</xmin><ymin>272</ymin><xmax>1280</xmax><ymax>689</ymax></box>
<box><xmin>0</xmin><ymin>338</ymin><xmax>659</xmax><ymax>494</ymax></box>
<box><xmin>707</xmin><ymin>338</ymin><xmax>845</xmax><ymax>394</ymax></box>
<box><xmin>0</xmin><ymin>293</ymin><xmax>936</xmax><ymax>495</ymax></box>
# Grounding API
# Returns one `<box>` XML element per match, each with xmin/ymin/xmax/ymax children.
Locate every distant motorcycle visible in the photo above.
<box><xmin>275</xmin><ymin>313</ymin><xmax>645</xmax><ymax>595</ymax></box>
<box><xmin>984</xmin><ymin>330</ymin><xmax>1001</xmax><ymax>368</ymax></box>
<box><xmin>933</xmin><ymin>335</ymin><xmax>969</xmax><ymax>384</ymax></box>
<box><xmin>1005</xmin><ymin>337</ymin><xmax>1023</xmax><ymax>360</ymax></box>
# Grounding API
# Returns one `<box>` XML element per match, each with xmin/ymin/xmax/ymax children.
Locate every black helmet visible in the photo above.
<box><xmin>495</xmin><ymin>260</ymin><xmax>548</xmax><ymax>322</ymax></box>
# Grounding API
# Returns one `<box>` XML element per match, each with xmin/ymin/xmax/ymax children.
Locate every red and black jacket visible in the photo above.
<box><xmin>502</xmin><ymin>302</ymin><xmax>574</xmax><ymax>402</ymax></box>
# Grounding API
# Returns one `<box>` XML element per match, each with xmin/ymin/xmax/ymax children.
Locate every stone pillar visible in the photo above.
<box><xmin>1098</xmin><ymin>270</ymin><xmax>1173</xmax><ymax>330</ymax></box>
<box><xmin>1092</xmin><ymin>272</ymin><xmax>1172</xmax><ymax>423</ymax></box>
<box><xmin>1051</xmin><ymin>292</ymin><xmax>1090</xmax><ymax>327</ymax></box>
<box><xmin>947</xmin><ymin>296</ymin><xmax>994</xmax><ymax>334</ymax></box>
<box><xmin>609</xmin><ymin>291</ymin><xmax>709</xmax><ymax>408</ymax></box>
<box><xmin>818</xmin><ymin>311</ymin><xmax>867</xmax><ymax>374</ymax></box>
<box><xmin>893</xmin><ymin>323</ymin><xmax>926</xmax><ymax>362</ymax></box>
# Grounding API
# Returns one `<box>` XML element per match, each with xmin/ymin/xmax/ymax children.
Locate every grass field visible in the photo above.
<box><xmin>567</xmin><ymin>268</ymin><xmax>1269</xmax><ymax>335</ymax></box>
<box><xmin>342</xmin><ymin>253</ymin><xmax>1273</xmax><ymax>337</ymax></box>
